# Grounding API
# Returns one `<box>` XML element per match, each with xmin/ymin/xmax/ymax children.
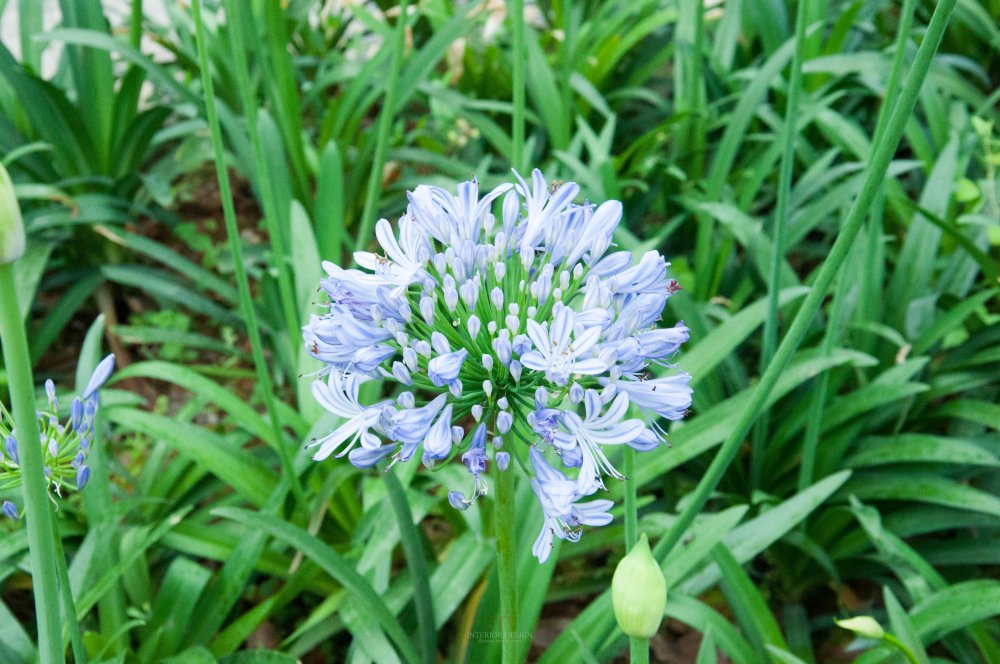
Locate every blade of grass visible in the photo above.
<box><xmin>224</xmin><ymin>0</ymin><xmax>301</xmax><ymax>356</ymax></box>
<box><xmin>800</xmin><ymin>0</ymin><xmax>920</xmax><ymax>491</ymax></box>
<box><xmin>673</xmin><ymin>0</ymin><xmax>706</xmax><ymax>175</ymax></box>
<box><xmin>655</xmin><ymin>0</ymin><xmax>959</xmax><ymax>562</ymax></box>
<box><xmin>17</xmin><ymin>0</ymin><xmax>43</xmax><ymax>73</ymax></box>
<box><xmin>190</xmin><ymin>0</ymin><xmax>305</xmax><ymax>510</ymax></box>
<box><xmin>213</xmin><ymin>506</ymin><xmax>421</xmax><ymax>664</ymax></box>
<box><xmin>51</xmin><ymin>518</ymin><xmax>86</xmax><ymax>663</ymax></box>
<box><xmin>712</xmin><ymin>544</ymin><xmax>789</xmax><ymax>655</ymax></box>
<box><xmin>694</xmin><ymin>39</ymin><xmax>796</xmax><ymax>300</ymax></box>
<box><xmin>77</xmin><ymin>316</ymin><xmax>128</xmax><ymax>654</ymax></box>
<box><xmin>57</xmin><ymin>0</ymin><xmax>115</xmax><ymax>173</ymax></box>
<box><xmin>315</xmin><ymin>140</ymin><xmax>347</xmax><ymax>262</ymax></box>
<box><xmin>511</xmin><ymin>0</ymin><xmax>526</xmax><ymax>171</ymax></box>
<box><xmin>384</xmin><ymin>471</ymin><xmax>436</xmax><ymax>664</ymax></box>
<box><xmin>751</xmin><ymin>0</ymin><xmax>812</xmax><ymax>488</ymax></box>
<box><xmin>354</xmin><ymin>0</ymin><xmax>410</xmax><ymax>249</ymax></box>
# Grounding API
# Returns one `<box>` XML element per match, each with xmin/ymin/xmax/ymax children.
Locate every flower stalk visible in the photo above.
<box><xmin>494</xmin><ymin>449</ymin><xmax>519</xmax><ymax>664</ymax></box>
<box><xmin>0</xmin><ymin>262</ymin><xmax>64</xmax><ymax>664</ymax></box>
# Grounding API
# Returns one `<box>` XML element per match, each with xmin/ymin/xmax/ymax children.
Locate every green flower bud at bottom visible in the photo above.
<box><xmin>0</xmin><ymin>162</ymin><xmax>25</xmax><ymax>265</ymax></box>
<box><xmin>612</xmin><ymin>532</ymin><xmax>666</xmax><ymax>639</ymax></box>
<box><xmin>835</xmin><ymin>616</ymin><xmax>884</xmax><ymax>640</ymax></box>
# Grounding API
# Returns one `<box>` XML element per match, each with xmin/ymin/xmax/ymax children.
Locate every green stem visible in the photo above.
<box><xmin>654</xmin><ymin>0</ymin><xmax>959</xmax><ymax>561</ymax></box>
<box><xmin>354</xmin><ymin>0</ymin><xmax>409</xmax><ymax>250</ymax></box>
<box><xmin>882</xmin><ymin>633</ymin><xmax>922</xmax><ymax>664</ymax></box>
<box><xmin>190</xmin><ymin>0</ymin><xmax>306</xmax><ymax>511</ymax></box>
<box><xmin>52</xmin><ymin>518</ymin><xmax>86</xmax><ymax>663</ymax></box>
<box><xmin>0</xmin><ymin>263</ymin><xmax>64</xmax><ymax>664</ymax></box>
<box><xmin>623</xmin><ymin>446</ymin><xmax>638</xmax><ymax>552</ymax></box>
<box><xmin>751</xmin><ymin>0</ymin><xmax>811</xmax><ymax>488</ymax></box>
<box><xmin>494</xmin><ymin>457</ymin><xmax>519</xmax><ymax>664</ymax></box>
<box><xmin>384</xmin><ymin>471</ymin><xmax>436</xmax><ymax>664</ymax></box>
<box><xmin>629</xmin><ymin>636</ymin><xmax>650</xmax><ymax>664</ymax></box>
<box><xmin>511</xmin><ymin>0</ymin><xmax>526</xmax><ymax>171</ymax></box>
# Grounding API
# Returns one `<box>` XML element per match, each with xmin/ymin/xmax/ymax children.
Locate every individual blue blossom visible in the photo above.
<box><xmin>422</xmin><ymin>404</ymin><xmax>456</xmax><ymax>462</ymax></box>
<box><xmin>1</xmin><ymin>354</ymin><xmax>114</xmax><ymax>516</ymax></box>
<box><xmin>520</xmin><ymin>305</ymin><xmax>608</xmax><ymax>385</ymax></box>
<box><xmin>529</xmin><ymin>447</ymin><xmax>614</xmax><ymax>563</ymax></box>
<box><xmin>614</xmin><ymin>375</ymin><xmax>693</xmax><ymax>423</ymax></box>
<box><xmin>307</xmin><ymin>371</ymin><xmax>385</xmax><ymax>460</ymax></box>
<box><xmin>554</xmin><ymin>391</ymin><xmax>647</xmax><ymax>494</ymax></box>
<box><xmin>82</xmin><ymin>354</ymin><xmax>116</xmax><ymax>400</ymax></box>
<box><xmin>5</xmin><ymin>436</ymin><xmax>18</xmax><ymax>465</ymax></box>
<box><xmin>428</xmin><ymin>349</ymin><xmax>469</xmax><ymax>388</ymax></box>
<box><xmin>303</xmin><ymin>170</ymin><xmax>692</xmax><ymax>562</ymax></box>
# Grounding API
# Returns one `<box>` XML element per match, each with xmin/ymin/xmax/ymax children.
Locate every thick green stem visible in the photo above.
<box><xmin>623</xmin><ymin>446</ymin><xmax>638</xmax><ymax>552</ymax></box>
<box><xmin>629</xmin><ymin>636</ymin><xmax>650</xmax><ymax>664</ymax></box>
<box><xmin>494</xmin><ymin>460</ymin><xmax>519</xmax><ymax>664</ymax></box>
<box><xmin>655</xmin><ymin>0</ymin><xmax>958</xmax><ymax>561</ymax></box>
<box><xmin>0</xmin><ymin>262</ymin><xmax>64</xmax><ymax>664</ymax></box>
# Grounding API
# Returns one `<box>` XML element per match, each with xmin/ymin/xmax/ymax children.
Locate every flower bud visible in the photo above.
<box><xmin>835</xmin><ymin>616</ymin><xmax>884</xmax><ymax>640</ymax></box>
<box><xmin>0</xmin><ymin>162</ymin><xmax>25</xmax><ymax>265</ymax></box>
<box><xmin>612</xmin><ymin>533</ymin><xmax>665</xmax><ymax>639</ymax></box>
<box><xmin>1</xmin><ymin>501</ymin><xmax>18</xmax><ymax>520</ymax></box>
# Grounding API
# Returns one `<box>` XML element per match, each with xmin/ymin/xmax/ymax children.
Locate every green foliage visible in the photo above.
<box><xmin>1</xmin><ymin>0</ymin><xmax>999</xmax><ymax>662</ymax></box>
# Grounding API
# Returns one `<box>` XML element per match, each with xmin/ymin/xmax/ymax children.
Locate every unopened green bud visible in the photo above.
<box><xmin>835</xmin><ymin>616</ymin><xmax>884</xmax><ymax>640</ymax></box>
<box><xmin>0</xmin><ymin>162</ymin><xmax>25</xmax><ymax>265</ymax></box>
<box><xmin>612</xmin><ymin>533</ymin><xmax>666</xmax><ymax>638</ymax></box>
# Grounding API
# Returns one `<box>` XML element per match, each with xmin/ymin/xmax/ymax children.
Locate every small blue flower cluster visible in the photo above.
<box><xmin>304</xmin><ymin>170</ymin><xmax>692</xmax><ymax>562</ymax></box>
<box><xmin>1</xmin><ymin>355</ymin><xmax>114</xmax><ymax>520</ymax></box>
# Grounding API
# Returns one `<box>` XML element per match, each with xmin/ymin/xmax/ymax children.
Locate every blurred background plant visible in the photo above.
<box><xmin>0</xmin><ymin>0</ymin><xmax>998</xmax><ymax>662</ymax></box>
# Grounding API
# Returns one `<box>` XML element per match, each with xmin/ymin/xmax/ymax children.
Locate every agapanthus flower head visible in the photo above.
<box><xmin>305</xmin><ymin>170</ymin><xmax>692</xmax><ymax>561</ymax></box>
<box><xmin>1</xmin><ymin>354</ymin><xmax>114</xmax><ymax>518</ymax></box>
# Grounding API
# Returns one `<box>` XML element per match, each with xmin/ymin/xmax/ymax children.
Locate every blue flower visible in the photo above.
<box><xmin>308</xmin><ymin>371</ymin><xmax>385</xmax><ymax>460</ymax></box>
<box><xmin>383</xmin><ymin>394</ymin><xmax>447</xmax><ymax>445</ymax></box>
<box><xmin>615</xmin><ymin>374</ymin><xmax>693</xmax><ymax>422</ymax></box>
<box><xmin>422</xmin><ymin>404</ymin><xmax>456</xmax><ymax>461</ymax></box>
<box><xmin>529</xmin><ymin>447</ymin><xmax>613</xmax><ymax>563</ymax></box>
<box><xmin>429</xmin><ymin>348</ymin><xmax>469</xmax><ymax>388</ymax></box>
<box><xmin>555</xmin><ymin>391</ymin><xmax>646</xmax><ymax>494</ymax></box>
<box><xmin>303</xmin><ymin>170</ymin><xmax>692</xmax><ymax>562</ymax></box>
<box><xmin>520</xmin><ymin>305</ymin><xmax>608</xmax><ymax>385</ymax></box>
<box><xmin>82</xmin><ymin>354</ymin><xmax>115</xmax><ymax>400</ymax></box>
<box><xmin>5</xmin><ymin>435</ymin><xmax>18</xmax><ymax>465</ymax></box>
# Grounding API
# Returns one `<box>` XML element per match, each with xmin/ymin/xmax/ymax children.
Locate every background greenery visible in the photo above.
<box><xmin>1</xmin><ymin>0</ymin><xmax>999</xmax><ymax>662</ymax></box>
